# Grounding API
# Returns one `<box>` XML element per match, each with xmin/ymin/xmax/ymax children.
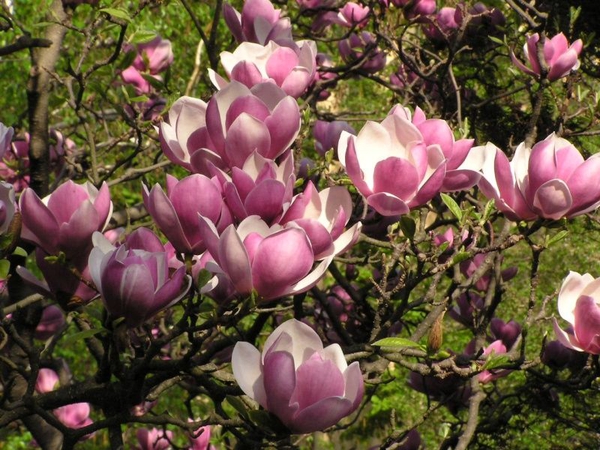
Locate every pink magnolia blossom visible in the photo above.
<box><xmin>17</xmin><ymin>247</ymin><xmax>98</xmax><ymax>305</ymax></box>
<box><xmin>553</xmin><ymin>271</ymin><xmax>600</xmax><ymax>354</ymax></box>
<box><xmin>232</xmin><ymin>319</ymin><xmax>364</xmax><ymax>433</ymax></box>
<box><xmin>338</xmin><ymin>106</ymin><xmax>446</xmax><ymax>216</ymax></box>
<box><xmin>477</xmin><ymin>340</ymin><xmax>509</xmax><ymax>384</ymax></box>
<box><xmin>198</xmin><ymin>215</ymin><xmax>333</xmax><ymax>301</ymax></box>
<box><xmin>478</xmin><ymin>134</ymin><xmax>600</xmax><ymax>220</ymax></box>
<box><xmin>188</xmin><ymin>423</ymin><xmax>213</xmax><ymax>450</ymax></box>
<box><xmin>88</xmin><ymin>230</ymin><xmax>192</xmax><ymax>328</ymax></box>
<box><xmin>393</xmin><ymin>105</ymin><xmax>482</xmax><ymax>191</ymax></box>
<box><xmin>338</xmin><ymin>32</ymin><xmax>386</xmax><ymax>74</ymax></box>
<box><xmin>490</xmin><ymin>318</ymin><xmax>521</xmax><ymax>349</ymax></box>
<box><xmin>279</xmin><ymin>182</ymin><xmax>362</xmax><ymax>260</ymax></box>
<box><xmin>212</xmin><ymin>40</ymin><xmax>317</xmax><ymax>98</ymax></box>
<box><xmin>223</xmin><ymin>0</ymin><xmax>293</xmax><ymax>45</ymax></box>
<box><xmin>20</xmin><ymin>180</ymin><xmax>112</xmax><ymax>258</ymax></box>
<box><xmin>0</xmin><ymin>122</ymin><xmax>13</xmax><ymax>160</ymax></box>
<box><xmin>136</xmin><ymin>428</ymin><xmax>173</xmax><ymax>450</ymax></box>
<box><xmin>0</xmin><ymin>181</ymin><xmax>15</xmax><ymax>235</ymax></box>
<box><xmin>511</xmin><ymin>33</ymin><xmax>583</xmax><ymax>82</ymax></box>
<box><xmin>121</xmin><ymin>36</ymin><xmax>173</xmax><ymax>94</ymax></box>
<box><xmin>423</xmin><ymin>7</ymin><xmax>459</xmax><ymax>41</ymax></box>
<box><xmin>336</xmin><ymin>2</ymin><xmax>370</xmax><ymax>28</ymax></box>
<box><xmin>313</xmin><ymin>120</ymin><xmax>355</xmax><ymax>156</ymax></box>
<box><xmin>54</xmin><ymin>402</ymin><xmax>93</xmax><ymax>430</ymax></box>
<box><xmin>35</xmin><ymin>368</ymin><xmax>60</xmax><ymax>394</ymax></box>
<box><xmin>35</xmin><ymin>368</ymin><xmax>94</xmax><ymax>434</ymax></box>
<box><xmin>159</xmin><ymin>81</ymin><xmax>300</xmax><ymax>174</ymax></box>
<box><xmin>143</xmin><ymin>174</ymin><xmax>232</xmax><ymax>255</ymax></box>
<box><xmin>211</xmin><ymin>152</ymin><xmax>295</xmax><ymax>224</ymax></box>
<box><xmin>402</xmin><ymin>0</ymin><xmax>436</xmax><ymax>20</ymax></box>
<box><xmin>34</xmin><ymin>305</ymin><xmax>66</xmax><ymax>341</ymax></box>
<box><xmin>0</xmin><ymin>134</ymin><xmax>30</xmax><ymax>192</ymax></box>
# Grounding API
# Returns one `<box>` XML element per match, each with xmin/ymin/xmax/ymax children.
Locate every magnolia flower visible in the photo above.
<box><xmin>338</xmin><ymin>32</ymin><xmax>386</xmax><ymax>74</ymax></box>
<box><xmin>511</xmin><ymin>33</ymin><xmax>583</xmax><ymax>82</ymax></box>
<box><xmin>210</xmin><ymin>152</ymin><xmax>295</xmax><ymax>224</ymax></box>
<box><xmin>34</xmin><ymin>305</ymin><xmax>66</xmax><ymax>341</ymax></box>
<box><xmin>0</xmin><ymin>181</ymin><xmax>15</xmax><ymax>235</ymax></box>
<box><xmin>136</xmin><ymin>428</ymin><xmax>173</xmax><ymax>450</ymax></box>
<box><xmin>279</xmin><ymin>182</ymin><xmax>362</xmax><ymax>260</ymax></box>
<box><xmin>399</xmin><ymin>106</ymin><xmax>482</xmax><ymax>191</ymax></box>
<box><xmin>338</xmin><ymin>107</ymin><xmax>446</xmax><ymax>216</ymax></box>
<box><xmin>478</xmin><ymin>134</ymin><xmax>600</xmax><ymax>220</ymax></box>
<box><xmin>199</xmin><ymin>215</ymin><xmax>333</xmax><ymax>301</ymax></box>
<box><xmin>223</xmin><ymin>0</ymin><xmax>293</xmax><ymax>45</ymax></box>
<box><xmin>477</xmin><ymin>340</ymin><xmax>509</xmax><ymax>384</ymax></box>
<box><xmin>232</xmin><ymin>319</ymin><xmax>364</xmax><ymax>433</ymax></box>
<box><xmin>143</xmin><ymin>174</ymin><xmax>232</xmax><ymax>255</ymax></box>
<box><xmin>88</xmin><ymin>230</ymin><xmax>192</xmax><ymax>328</ymax></box>
<box><xmin>159</xmin><ymin>81</ymin><xmax>300</xmax><ymax>174</ymax></box>
<box><xmin>313</xmin><ymin>120</ymin><xmax>355</xmax><ymax>156</ymax></box>
<box><xmin>553</xmin><ymin>271</ymin><xmax>600</xmax><ymax>354</ymax></box>
<box><xmin>35</xmin><ymin>368</ymin><xmax>94</xmax><ymax>434</ymax></box>
<box><xmin>0</xmin><ymin>122</ymin><xmax>13</xmax><ymax>160</ymax></box>
<box><xmin>120</xmin><ymin>36</ymin><xmax>173</xmax><ymax>94</ymax></box>
<box><xmin>212</xmin><ymin>40</ymin><xmax>317</xmax><ymax>98</ymax></box>
<box><xmin>20</xmin><ymin>181</ymin><xmax>112</xmax><ymax>258</ymax></box>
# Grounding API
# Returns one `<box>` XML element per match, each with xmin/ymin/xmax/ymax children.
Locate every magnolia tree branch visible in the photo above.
<box><xmin>26</xmin><ymin>0</ymin><xmax>70</xmax><ymax>196</ymax></box>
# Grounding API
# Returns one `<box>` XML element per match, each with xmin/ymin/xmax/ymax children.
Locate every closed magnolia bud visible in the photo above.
<box><xmin>427</xmin><ymin>311</ymin><xmax>445</xmax><ymax>354</ymax></box>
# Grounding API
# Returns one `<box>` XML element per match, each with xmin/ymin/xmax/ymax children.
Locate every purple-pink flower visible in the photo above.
<box><xmin>136</xmin><ymin>428</ymin><xmax>173</xmax><ymax>450</ymax></box>
<box><xmin>223</xmin><ymin>0</ymin><xmax>293</xmax><ymax>45</ymax></box>
<box><xmin>478</xmin><ymin>134</ymin><xmax>600</xmax><ymax>220</ymax></box>
<box><xmin>337</xmin><ymin>106</ymin><xmax>446</xmax><ymax>216</ymax></box>
<box><xmin>212</xmin><ymin>40</ymin><xmax>317</xmax><ymax>98</ymax></box>
<box><xmin>511</xmin><ymin>33</ymin><xmax>583</xmax><ymax>82</ymax></box>
<box><xmin>120</xmin><ymin>36</ymin><xmax>174</xmax><ymax>94</ymax></box>
<box><xmin>313</xmin><ymin>120</ymin><xmax>355</xmax><ymax>156</ymax></box>
<box><xmin>88</xmin><ymin>230</ymin><xmax>192</xmax><ymax>328</ymax></box>
<box><xmin>393</xmin><ymin>105</ymin><xmax>481</xmax><ymax>192</ymax></box>
<box><xmin>232</xmin><ymin>319</ymin><xmax>364</xmax><ymax>433</ymax></box>
<box><xmin>20</xmin><ymin>180</ymin><xmax>112</xmax><ymax>258</ymax></box>
<box><xmin>553</xmin><ymin>271</ymin><xmax>600</xmax><ymax>354</ymax></box>
<box><xmin>143</xmin><ymin>174</ymin><xmax>232</xmax><ymax>255</ymax></box>
<box><xmin>211</xmin><ymin>152</ymin><xmax>295</xmax><ymax>224</ymax></box>
<box><xmin>338</xmin><ymin>32</ymin><xmax>386</xmax><ymax>74</ymax></box>
<box><xmin>199</xmin><ymin>215</ymin><xmax>333</xmax><ymax>301</ymax></box>
<box><xmin>159</xmin><ymin>81</ymin><xmax>300</xmax><ymax>174</ymax></box>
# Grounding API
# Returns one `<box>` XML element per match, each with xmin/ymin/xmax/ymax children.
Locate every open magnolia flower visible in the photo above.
<box><xmin>198</xmin><ymin>215</ymin><xmax>333</xmax><ymax>301</ymax></box>
<box><xmin>232</xmin><ymin>319</ymin><xmax>364</xmax><ymax>433</ymax></box>
<box><xmin>511</xmin><ymin>33</ymin><xmax>583</xmax><ymax>82</ymax></box>
<box><xmin>478</xmin><ymin>134</ymin><xmax>600</xmax><ymax>221</ymax></box>
<box><xmin>338</xmin><ymin>107</ymin><xmax>446</xmax><ymax>216</ymax></box>
<box><xmin>553</xmin><ymin>271</ymin><xmax>600</xmax><ymax>354</ymax></box>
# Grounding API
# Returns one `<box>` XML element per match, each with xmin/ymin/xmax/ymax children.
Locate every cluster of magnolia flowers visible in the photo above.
<box><xmin>0</xmin><ymin>0</ymin><xmax>596</xmax><ymax>441</ymax></box>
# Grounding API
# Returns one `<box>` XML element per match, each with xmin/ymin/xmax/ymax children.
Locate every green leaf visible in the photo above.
<box><xmin>13</xmin><ymin>246</ymin><xmax>28</xmax><ymax>257</ymax></box>
<box><xmin>225</xmin><ymin>395</ymin><xmax>249</xmax><ymax>419</ymax></box>
<box><xmin>131</xmin><ymin>30</ymin><xmax>158</xmax><ymax>44</ymax></box>
<box><xmin>0</xmin><ymin>259</ymin><xmax>10</xmax><ymax>280</ymax></box>
<box><xmin>488</xmin><ymin>35</ymin><xmax>505</xmax><ymax>46</ymax></box>
<box><xmin>546</xmin><ymin>230</ymin><xmax>568</xmax><ymax>247</ymax></box>
<box><xmin>196</xmin><ymin>269</ymin><xmax>213</xmax><ymax>289</ymax></box>
<box><xmin>440</xmin><ymin>193</ymin><xmax>462</xmax><ymax>221</ymax></box>
<box><xmin>372</xmin><ymin>337</ymin><xmax>425</xmax><ymax>351</ymax></box>
<box><xmin>399</xmin><ymin>216</ymin><xmax>416</xmax><ymax>240</ymax></box>
<box><xmin>61</xmin><ymin>328</ymin><xmax>107</xmax><ymax>346</ymax></box>
<box><xmin>481</xmin><ymin>199</ymin><xmax>496</xmax><ymax>223</ymax></box>
<box><xmin>482</xmin><ymin>354</ymin><xmax>511</xmax><ymax>370</ymax></box>
<box><xmin>451</xmin><ymin>251</ymin><xmax>472</xmax><ymax>265</ymax></box>
<box><xmin>99</xmin><ymin>7</ymin><xmax>132</xmax><ymax>22</ymax></box>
